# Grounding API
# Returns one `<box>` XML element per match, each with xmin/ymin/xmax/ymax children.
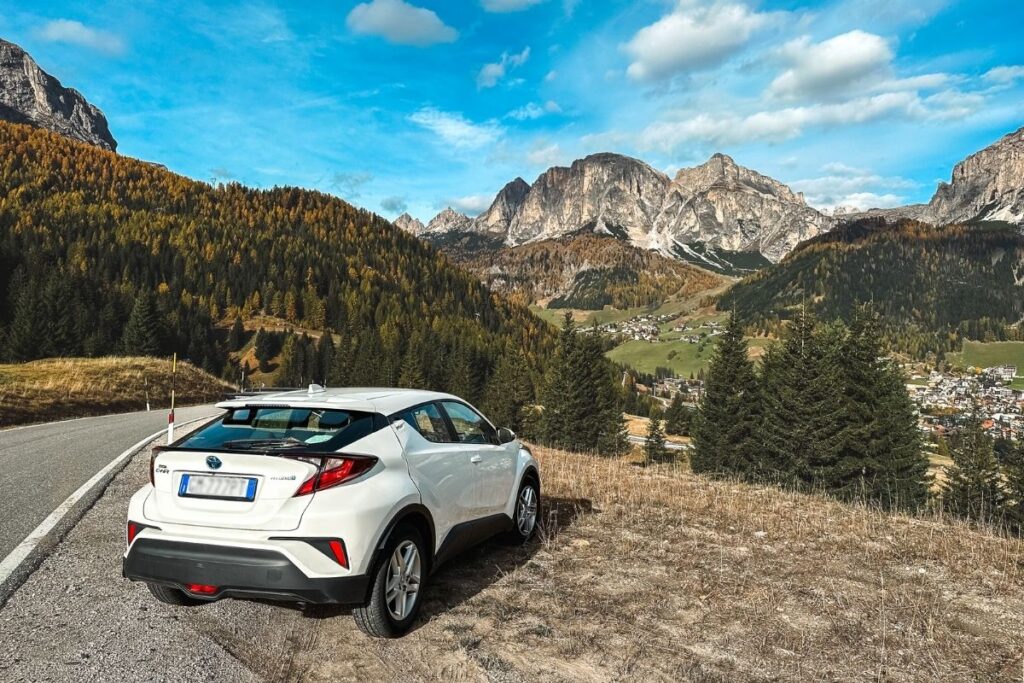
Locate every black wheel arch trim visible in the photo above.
<box><xmin>369</xmin><ymin>503</ymin><xmax>436</xmax><ymax>575</ymax></box>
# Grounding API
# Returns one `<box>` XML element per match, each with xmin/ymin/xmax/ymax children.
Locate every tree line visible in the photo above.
<box><xmin>693</xmin><ymin>308</ymin><xmax>930</xmax><ymax>511</ymax></box>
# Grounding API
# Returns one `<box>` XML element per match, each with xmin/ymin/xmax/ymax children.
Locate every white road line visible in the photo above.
<box><xmin>0</xmin><ymin>415</ymin><xmax>214</xmax><ymax>586</ymax></box>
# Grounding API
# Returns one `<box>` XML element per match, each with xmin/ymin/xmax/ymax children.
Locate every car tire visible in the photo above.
<box><xmin>353</xmin><ymin>525</ymin><xmax>426</xmax><ymax>638</ymax></box>
<box><xmin>504</xmin><ymin>477</ymin><xmax>540</xmax><ymax>545</ymax></box>
<box><xmin>146</xmin><ymin>582</ymin><xmax>205</xmax><ymax>606</ymax></box>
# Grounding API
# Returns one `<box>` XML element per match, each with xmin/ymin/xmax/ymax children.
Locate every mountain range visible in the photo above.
<box><xmin>0</xmin><ymin>38</ymin><xmax>116</xmax><ymax>151</ymax></box>
<box><xmin>404</xmin><ymin>152</ymin><xmax>836</xmax><ymax>267</ymax></box>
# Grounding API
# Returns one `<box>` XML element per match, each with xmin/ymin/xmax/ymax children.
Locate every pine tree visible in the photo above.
<box><xmin>1003</xmin><ymin>440</ymin><xmax>1024</xmax><ymax>534</ymax></box>
<box><xmin>121</xmin><ymin>291</ymin><xmax>162</xmax><ymax>357</ymax></box>
<box><xmin>482</xmin><ymin>347</ymin><xmax>535</xmax><ymax>434</ymax></box>
<box><xmin>645</xmin><ymin>413</ymin><xmax>669</xmax><ymax>464</ymax></box>
<box><xmin>692</xmin><ymin>311</ymin><xmax>761</xmax><ymax>479</ymax></box>
<box><xmin>398</xmin><ymin>349</ymin><xmax>427</xmax><ymax>389</ymax></box>
<box><xmin>315</xmin><ymin>331</ymin><xmax>334</xmax><ymax>385</ymax></box>
<box><xmin>941</xmin><ymin>415</ymin><xmax>1005</xmax><ymax>524</ymax></box>
<box><xmin>539</xmin><ymin>314</ymin><xmax>579</xmax><ymax>450</ymax></box>
<box><xmin>228</xmin><ymin>316</ymin><xmax>246</xmax><ymax>351</ymax></box>
<box><xmin>664</xmin><ymin>393</ymin><xmax>692</xmax><ymax>435</ymax></box>
<box><xmin>5</xmin><ymin>283</ymin><xmax>45</xmax><ymax>361</ymax></box>
<box><xmin>871</xmin><ymin>363</ymin><xmax>930</xmax><ymax>510</ymax></box>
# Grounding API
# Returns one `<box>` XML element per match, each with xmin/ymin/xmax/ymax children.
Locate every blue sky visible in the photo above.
<box><xmin>1</xmin><ymin>0</ymin><xmax>1022</xmax><ymax>220</ymax></box>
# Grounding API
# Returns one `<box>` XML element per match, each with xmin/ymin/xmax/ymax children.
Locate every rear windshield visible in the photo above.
<box><xmin>178</xmin><ymin>407</ymin><xmax>383</xmax><ymax>453</ymax></box>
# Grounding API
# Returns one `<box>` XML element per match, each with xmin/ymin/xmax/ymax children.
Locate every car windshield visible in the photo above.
<box><xmin>178</xmin><ymin>407</ymin><xmax>381</xmax><ymax>453</ymax></box>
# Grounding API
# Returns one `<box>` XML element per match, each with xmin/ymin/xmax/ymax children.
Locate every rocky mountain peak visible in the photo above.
<box><xmin>476</xmin><ymin>177</ymin><xmax>531</xmax><ymax>236</ymax></box>
<box><xmin>928</xmin><ymin>125</ymin><xmax>1024</xmax><ymax>224</ymax></box>
<box><xmin>673</xmin><ymin>153</ymin><xmax>802</xmax><ymax>204</ymax></box>
<box><xmin>0</xmin><ymin>39</ymin><xmax>117</xmax><ymax>151</ymax></box>
<box><xmin>393</xmin><ymin>212</ymin><xmax>425</xmax><ymax>235</ymax></box>
<box><xmin>426</xmin><ymin>207</ymin><xmax>472</xmax><ymax>234</ymax></box>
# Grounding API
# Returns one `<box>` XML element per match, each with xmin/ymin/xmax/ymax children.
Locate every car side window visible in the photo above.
<box><xmin>440</xmin><ymin>401</ymin><xmax>497</xmax><ymax>445</ymax></box>
<box><xmin>399</xmin><ymin>403</ymin><xmax>453</xmax><ymax>443</ymax></box>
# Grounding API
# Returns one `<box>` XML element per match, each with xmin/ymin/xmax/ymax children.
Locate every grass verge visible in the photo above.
<box><xmin>0</xmin><ymin>357</ymin><xmax>231</xmax><ymax>428</ymax></box>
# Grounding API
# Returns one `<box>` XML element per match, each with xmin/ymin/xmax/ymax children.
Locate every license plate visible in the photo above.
<box><xmin>178</xmin><ymin>474</ymin><xmax>257</xmax><ymax>501</ymax></box>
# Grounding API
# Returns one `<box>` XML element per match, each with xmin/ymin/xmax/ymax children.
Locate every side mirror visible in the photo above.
<box><xmin>497</xmin><ymin>427</ymin><xmax>516</xmax><ymax>444</ymax></box>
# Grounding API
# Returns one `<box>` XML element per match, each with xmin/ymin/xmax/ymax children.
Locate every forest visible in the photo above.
<box><xmin>0</xmin><ymin>122</ymin><xmax>554</xmax><ymax>408</ymax></box>
<box><xmin>719</xmin><ymin>218</ymin><xmax>1024</xmax><ymax>359</ymax></box>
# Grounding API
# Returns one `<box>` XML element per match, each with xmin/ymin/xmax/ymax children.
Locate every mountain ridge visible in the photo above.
<box><xmin>0</xmin><ymin>38</ymin><xmax>117</xmax><ymax>151</ymax></box>
<box><xmin>404</xmin><ymin>151</ymin><xmax>836</xmax><ymax>265</ymax></box>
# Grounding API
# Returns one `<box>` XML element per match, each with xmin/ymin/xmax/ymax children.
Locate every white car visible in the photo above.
<box><xmin>122</xmin><ymin>387</ymin><xmax>540</xmax><ymax>637</ymax></box>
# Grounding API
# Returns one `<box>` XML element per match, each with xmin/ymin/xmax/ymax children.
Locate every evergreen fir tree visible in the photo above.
<box><xmin>941</xmin><ymin>414</ymin><xmax>1005</xmax><ymax>524</ymax></box>
<box><xmin>1003</xmin><ymin>440</ymin><xmax>1024</xmax><ymax>534</ymax></box>
<box><xmin>871</xmin><ymin>363</ymin><xmax>930</xmax><ymax>510</ymax></box>
<box><xmin>5</xmin><ymin>283</ymin><xmax>45</xmax><ymax>361</ymax></box>
<box><xmin>664</xmin><ymin>393</ymin><xmax>692</xmax><ymax>435</ymax></box>
<box><xmin>645</xmin><ymin>413</ymin><xmax>669</xmax><ymax>464</ymax></box>
<box><xmin>692</xmin><ymin>311</ymin><xmax>761</xmax><ymax>479</ymax></box>
<box><xmin>398</xmin><ymin>349</ymin><xmax>427</xmax><ymax>390</ymax></box>
<box><xmin>121</xmin><ymin>291</ymin><xmax>162</xmax><ymax>357</ymax></box>
<box><xmin>315</xmin><ymin>331</ymin><xmax>334</xmax><ymax>385</ymax></box>
<box><xmin>228</xmin><ymin>316</ymin><xmax>246</xmax><ymax>351</ymax></box>
<box><xmin>481</xmin><ymin>347</ymin><xmax>535</xmax><ymax>434</ymax></box>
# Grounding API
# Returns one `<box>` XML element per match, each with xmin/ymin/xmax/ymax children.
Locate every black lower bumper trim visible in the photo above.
<box><xmin>123</xmin><ymin>538</ymin><xmax>370</xmax><ymax>605</ymax></box>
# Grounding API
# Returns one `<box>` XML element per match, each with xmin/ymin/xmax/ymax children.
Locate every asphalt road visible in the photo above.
<box><xmin>626</xmin><ymin>435</ymin><xmax>690</xmax><ymax>451</ymax></box>
<box><xmin>0</xmin><ymin>406</ymin><xmax>217</xmax><ymax>563</ymax></box>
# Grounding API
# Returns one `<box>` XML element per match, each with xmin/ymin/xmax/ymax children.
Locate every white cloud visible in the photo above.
<box><xmin>477</xmin><ymin>47</ymin><xmax>531</xmax><ymax>88</ymax></box>
<box><xmin>769</xmin><ymin>31</ymin><xmax>892</xmax><ymax>101</ymax></box>
<box><xmin>481</xmin><ymin>0</ymin><xmax>544</xmax><ymax>12</ymax></box>
<box><xmin>639</xmin><ymin>92</ymin><xmax>924</xmax><ymax>148</ymax></box>
<box><xmin>381</xmin><ymin>196</ymin><xmax>408</xmax><ymax>214</ymax></box>
<box><xmin>408</xmin><ymin>107</ymin><xmax>503</xmax><ymax>149</ymax></box>
<box><xmin>921</xmin><ymin>89</ymin><xmax>984</xmax><ymax>121</ymax></box>
<box><xmin>36</xmin><ymin>19</ymin><xmax>124</xmax><ymax>55</ymax></box>
<box><xmin>873</xmin><ymin>73</ymin><xmax>951</xmax><ymax>92</ymax></box>
<box><xmin>347</xmin><ymin>0</ymin><xmax>457</xmax><ymax>47</ymax></box>
<box><xmin>623</xmin><ymin>1</ymin><xmax>772</xmax><ymax>81</ymax></box>
<box><xmin>449</xmin><ymin>194</ymin><xmax>494</xmax><ymax>214</ymax></box>
<box><xmin>983</xmin><ymin>65</ymin><xmax>1024</xmax><ymax>85</ymax></box>
<box><xmin>507</xmin><ymin>100</ymin><xmax>561</xmax><ymax>120</ymax></box>
<box><xmin>527</xmin><ymin>143</ymin><xmax>564</xmax><ymax>167</ymax></box>
<box><xmin>544</xmin><ymin>70</ymin><xmax>558</xmax><ymax>82</ymax></box>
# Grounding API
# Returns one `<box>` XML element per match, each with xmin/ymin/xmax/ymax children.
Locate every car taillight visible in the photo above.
<box><xmin>149</xmin><ymin>451</ymin><xmax>156</xmax><ymax>485</ymax></box>
<box><xmin>294</xmin><ymin>456</ymin><xmax>377</xmax><ymax>497</ymax></box>
<box><xmin>185</xmin><ymin>584</ymin><xmax>218</xmax><ymax>595</ymax></box>
<box><xmin>327</xmin><ymin>539</ymin><xmax>348</xmax><ymax>568</ymax></box>
<box><xmin>126</xmin><ymin>520</ymin><xmax>159</xmax><ymax>547</ymax></box>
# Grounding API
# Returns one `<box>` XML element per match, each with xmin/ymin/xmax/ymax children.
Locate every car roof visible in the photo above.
<box><xmin>216</xmin><ymin>387</ymin><xmax>460</xmax><ymax>415</ymax></box>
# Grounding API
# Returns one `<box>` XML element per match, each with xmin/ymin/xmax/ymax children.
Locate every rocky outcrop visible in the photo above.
<box><xmin>0</xmin><ymin>38</ymin><xmax>116</xmax><ymax>151</ymax></box>
<box><xmin>652</xmin><ymin>154</ymin><xmax>836</xmax><ymax>262</ymax></box>
<box><xmin>421</xmin><ymin>152</ymin><xmax>834</xmax><ymax>264</ymax></box>
<box><xmin>393</xmin><ymin>212</ymin><xmax>425</xmax><ymax>235</ymax></box>
<box><xmin>841</xmin><ymin>126</ymin><xmax>1024</xmax><ymax>226</ymax></box>
<box><xmin>927</xmin><ymin>126</ymin><xmax>1024</xmax><ymax>224</ymax></box>
<box><xmin>426</xmin><ymin>207</ymin><xmax>473</xmax><ymax>234</ymax></box>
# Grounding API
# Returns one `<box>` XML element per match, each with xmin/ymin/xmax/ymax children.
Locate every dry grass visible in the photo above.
<box><xmin>0</xmin><ymin>357</ymin><xmax>231</xmax><ymax>427</ymax></box>
<box><xmin>624</xmin><ymin>414</ymin><xmax>691</xmax><ymax>445</ymax></box>
<box><xmin>270</xmin><ymin>446</ymin><xmax>1024</xmax><ymax>682</ymax></box>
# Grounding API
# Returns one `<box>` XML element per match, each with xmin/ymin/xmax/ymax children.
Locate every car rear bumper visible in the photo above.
<box><xmin>123</xmin><ymin>538</ymin><xmax>371</xmax><ymax>605</ymax></box>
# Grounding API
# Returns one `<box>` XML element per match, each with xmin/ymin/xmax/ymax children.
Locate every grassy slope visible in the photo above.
<box><xmin>287</xmin><ymin>446</ymin><xmax>1023</xmax><ymax>680</ymax></box>
<box><xmin>947</xmin><ymin>341</ymin><xmax>1024</xmax><ymax>371</ymax></box>
<box><xmin>608</xmin><ymin>336</ymin><xmax>771</xmax><ymax>375</ymax></box>
<box><xmin>0</xmin><ymin>357</ymin><xmax>231</xmax><ymax>427</ymax></box>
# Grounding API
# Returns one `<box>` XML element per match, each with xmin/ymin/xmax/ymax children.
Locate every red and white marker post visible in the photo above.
<box><xmin>167</xmin><ymin>352</ymin><xmax>177</xmax><ymax>443</ymax></box>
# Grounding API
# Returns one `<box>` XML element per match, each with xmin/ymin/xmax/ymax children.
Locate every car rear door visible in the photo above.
<box><xmin>392</xmin><ymin>402</ymin><xmax>478</xmax><ymax>550</ymax></box>
<box><xmin>438</xmin><ymin>401</ymin><xmax>516</xmax><ymax>517</ymax></box>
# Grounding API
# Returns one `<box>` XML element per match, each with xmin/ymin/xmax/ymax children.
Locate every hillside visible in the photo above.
<box><xmin>8</xmin><ymin>441</ymin><xmax>1019</xmax><ymax>680</ymax></box>
<box><xmin>719</xmin><ymin>219</ymin><xmax>1024</xmax><ymax>357</ymax></box>
<box><xmin>432</xmin><ymin>232</ymin><xmax>727</xmax><ymax>309</ymax></box>
<box><xmin>0</xmin><ymin>122</ymin><xmax>552</xmax><ymax>396</ymax></box>
<box><xmin>0</xmin><ymin>357</ymin><xmax>230</xmax><ymax>427</ymax></box>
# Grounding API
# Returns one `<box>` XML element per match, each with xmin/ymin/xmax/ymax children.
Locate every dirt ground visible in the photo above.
<box><xmin>1</xmin><ymin>443</ymin><xmax>1022</xmax><ymax>682</ymax></box>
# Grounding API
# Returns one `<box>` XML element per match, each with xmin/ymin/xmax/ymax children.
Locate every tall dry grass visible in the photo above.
<box><xmin>0</xmin><ymin>356</ymin><xmax>231</xmax><ymax>427</ymax></box>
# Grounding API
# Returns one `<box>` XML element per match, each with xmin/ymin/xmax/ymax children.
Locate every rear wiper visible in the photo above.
<box><xmin>221</xmin><ymin>438</ymin><xmax>306</xmax><ymax>451</ymax></box>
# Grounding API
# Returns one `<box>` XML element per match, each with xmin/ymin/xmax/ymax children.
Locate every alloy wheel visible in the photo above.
<box><xmin>516</xmin><ymin>485</ymin><xmax>538</xmax><ymax>536</ymax></box>
<box><xmin>385</xmin><ymin>539</ymin><xmax>421</xmax><ymax>621</ymax></box>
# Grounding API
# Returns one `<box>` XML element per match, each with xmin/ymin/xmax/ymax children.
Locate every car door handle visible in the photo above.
<box><xmin>470</xmin><ymin>455</ymin><xmax>482</xmax><ymax>464</ymax></box>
